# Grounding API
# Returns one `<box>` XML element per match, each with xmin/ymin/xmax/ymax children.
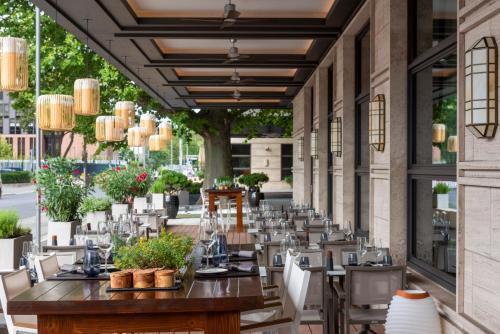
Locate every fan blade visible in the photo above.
<box><xmin>239</xmin><ymin>78</ymin><xmax>257</xmax><ymax>84</ymax></box>
<box><xmin>227</xmin><ymin>10</ymin><xmax>241</xmax><ymax>20</ymax></box>
<box><xmin>223</xmin><ymin>58</ymin><xmax>239</xmax><ymax>64</ymax></box>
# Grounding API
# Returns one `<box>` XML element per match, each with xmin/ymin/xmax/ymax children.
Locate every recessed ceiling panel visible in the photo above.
<box><xmin>156</xmin><ymin>39</ymin><xmax>312</xmax><ymax>55</ymax></box>
<box><xmin>175</xmin><ymin>68</ymin><xmax>296</xmax><ymax>77</ymax></box>
<box><xmin>128</xmin><ymin>0</ymin><xmax>335</xmax><ymax>18</ymax></box>
<box><xmin>187</xmin><ymin>87</ymin><xmax>288</xmax><ymax>93</ymax></box>
<box><xmin>195</xmin><ymin>99</ymin><xmax>281</xmax><ymax>103</ymax></box>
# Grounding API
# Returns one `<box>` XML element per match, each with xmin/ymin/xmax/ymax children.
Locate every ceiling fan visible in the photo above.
<box><xmin>224</xmin><ymin>69</ymin><xmax>256</xmax><ymax>85</ymax></box>
<box><xmin>232</xmin><ymin>88</ymin><xmax>241</xmax><ymax>100</ymax></box>
<box><xmin>223</xmin><ymin>39</ymin><xmax>250</xmax><ymax>63</ymax></box>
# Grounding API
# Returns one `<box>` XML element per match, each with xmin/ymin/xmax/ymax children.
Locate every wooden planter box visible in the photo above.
<box><xmin>0</xmin><ymin>234</ymin><xmax>32</xmax><ymax>271</ymax></box>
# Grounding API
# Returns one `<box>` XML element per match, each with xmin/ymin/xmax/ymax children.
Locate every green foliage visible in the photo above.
<box><xmin>433</xmin><ymin>183</ymin><xmax>450</xmax><ymax>195</ymax></box>
<box><xmin>232</xmin><ymin>109</ymin><xmax>293</xmax><ymax>139</ymax></box>
<box><xmin>186</xmin><ymin>181</ymin><xmax>203</xmax><ymax>194</ymax></box>
<box><xmin>283</xmin><ymin>175</ymin><xmax>293</xmax><ymax>187</ymax></box>
<box><xmin>157</xmin><ymin>169</ymin><xmax>189</xmax><ymax>195</ymax></box>
<box><xmin>195</xmin><ymin>169</ymin><xmax>204</xmax><ymax>179</ymax></box>
<box><xmin>95</xmin><ymin>164</ymin><xmax>152</xmax><ymax>203</ymax></box>
<box><xmin>216</xmin><ymin>176</ymin><xmax>233</xmax><ymax>187</ymax></box>
<box><xmin>114</xmin><ymin>232</ymin><xmax>193</xmax><ymax>270</ymax></box>
<box><xmin>150</xmin><ymin>179</ymin><xmax>166</xmax><ymax>194</ymax></box>
<box><xmin>78</xmin><ymin>197</ymin><xmax>112</xmax><ymax>216</ymax></box>
<box><xmin>0</xmin><ymin>138</ymin><xmax>13</xmax><ymax>160</ymax></box>
<box><xmin>433</xmin><ymin>96</ymin><xmax>457</xmax><ymax>164</ymax></box>
<box><xmin>0</xmin><ymin>171</ymin><xmax>32</xmax><ymax>184</ymax></box>
<box><xmin>35</xmin><ymin>158</ymin><xmax>89</xmax><ymax>222</ymax></box>
<box><xmin>0</xmin><ymin>210</ymin><xmax>30</xmax><ymax>239</ymax></box>
<box><xmin>238</xmin><ymin>173</ymin><xmax>269</xmax><ymax>190</ymax></box>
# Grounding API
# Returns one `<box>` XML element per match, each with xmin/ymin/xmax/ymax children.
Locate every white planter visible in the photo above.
<box><xmin>112</xmin><ymin>203</ymin><xmax>129</xmax><ymax>218</ymax></box>
<box><xmin>83</xmin><ymin>211</ymin><xmax>108</xmax><ymax>231</ymax></box>
<box><xmin>152</xmin><ymin>193</ymin><xmax>165</xmax><ymax>210</ymax></box>
<box><xmin>46</xmin><ymin>221</ymin><xmax>79</xmax><ymax>246</ymax></box>
<box><xmin>437</xmin><ymin>194</ymin><xmax>449</xmax><ymax>209</ymax></box>
<box><xmin>0</xmin><ymin>234</ymin><xmax>32</xmax><ymax>271</ymax></box>
<box><xmin>133</xmin><ymin>197</ymin><xmax>148</xmax><ymax>213</ymax></box>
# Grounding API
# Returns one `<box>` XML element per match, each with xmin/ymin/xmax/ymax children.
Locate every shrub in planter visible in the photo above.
<box><xmin>283</xmin><ymin>175</ymin><xmax>293</xmax><ymax>187</ymax></box>
<box><xmin>79</xmin><ymin>197</ymin><xmax>112</xmax><ymax>230</ymax></box>
<box><xmin>36</xmin><ymin>158</ymin><xmax>89</xmax><ymax>245</ymax></box>
<box><xmin>0</xmin><ymin>210</ymin><xmax>31</xmax><ymax>270</ymax></box>
<box><xmin>150</xmin><ymin>180</ymin><xmax>166</xmax><ymax>210</ymax></box>
<box><xmin>187</xmin><ymin>181</ymin><xmax>203</xmax><ymax>205</ymax></box>
<box><xmin>153</xmin><ymin>170</ymin><xmax>190</xmax><ymax>218</ymax></box>
<box><xmin>0</xmin><ymin>171</ymin><xmax>33</xmax><ymax>184</ymax></box>
<box><xmin>433</xmin><ymin>182</ymin><xmax>450</xmax><ymax>209</ymax></box>
<box><xmin>238</xmin><ymin>173</ymin><xmax>269</xmax><ymax>207</ymax></box>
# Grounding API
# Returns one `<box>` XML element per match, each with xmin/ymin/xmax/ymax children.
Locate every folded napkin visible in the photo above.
<box><xmin>231</xmin><ymin>263</ymin><xmax>257</xmax><ymax>273</ymax></box>
<box><xmin>232</xmin><ymin>250</ymin><xmax>255</xmax><ymax>258</ymax></box>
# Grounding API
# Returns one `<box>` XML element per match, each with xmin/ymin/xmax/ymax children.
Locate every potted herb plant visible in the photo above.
<box><xmin>154</xmin><ymin>170</ymin><xmax>189</xmax><ymax>219</ymax></box>
<box><xmin>36</xmin><ymin>158</ymin><xmax>88</xmax><ymax>246</ymax></box>
<box><xmin>150</xmin><ymin>179</ymin><xmax>166</xmax><ymax>210</ymax></box>
<box><xmin>0</xmin><ymin>210</ymin><xmax>31</xmax><ymax>271</ymax></box>
<box><xmin>79</xmin><ymin>197</ymin><xmax>112</xmax><ymax>230</ymax></box>
<box><xmin>238</xmin><ymin>172</ymin><xmax>269</xmax><ymax>207</ymax></box>
<box><xmin>114</xmin><ymin>232</ymin><xmax>193</xmax><ymax>288</ymax></box>
<box><xmin>215</xmin><ymin>176</ymin><xmax>233</xmax><ymax>190</ymax></box>
<box><xmin>95</xmin><ymin>163</ymin><xmax>152</xmax><ymax>218</ymax></box>
<box><xmin>433</xmin><ymin>182</ymin><xmax>450</xmax><ymax>209</ymax></box>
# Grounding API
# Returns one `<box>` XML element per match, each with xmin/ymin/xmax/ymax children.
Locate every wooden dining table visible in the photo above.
<box><xmin>207</xmin><ymin>188</ymin><xmax>244</xmax><ymax>232</ymax></box>
<box><xmin>7</xmin><ymin>271</ymin><xmax>264</xmax><ymax>333</ymax></box>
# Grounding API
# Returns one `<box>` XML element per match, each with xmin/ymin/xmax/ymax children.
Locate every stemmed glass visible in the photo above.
<box><xmin>97</xmin><ymin>221</ymin><xmax>113</xmax><ymax>276</ymax></box>
<box><xmin>357</xmin><ymin>237</ymin><xmax>368</xmax><ymax>263</ymax></box>
<box><xmin>374</xmin><ymin>238</ymin><xmax>383</xmax><ymax>264</ymax></box>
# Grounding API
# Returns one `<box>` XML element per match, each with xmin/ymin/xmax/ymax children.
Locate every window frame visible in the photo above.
<box><xmin>327</xmin><ymin>64</ymin><xmax>334</xmax><ymax>217</ymax></box>
<box><xmin>231</xmin><ymin>143</ymin><xmax>251</xmax><ymax>176</ymax></box>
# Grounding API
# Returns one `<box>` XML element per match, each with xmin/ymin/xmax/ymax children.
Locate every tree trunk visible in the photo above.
<box><xmin>201</xmin><ymin>112</ymin><xmax>233</xmax><ymax>188</ymax></box>
<box><xmin>62</xmin><ymin>132</ymin><xmax>74</xmax><ymax>158</ymax></box>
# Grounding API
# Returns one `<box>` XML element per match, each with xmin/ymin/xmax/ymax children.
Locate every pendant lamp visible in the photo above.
<box><xmin>432</xmin><ymin>124</ymin><xmax>446</xmax><ymax>144</ymax></box>
<box><xmin>139</xmin><ymin>114</ymin><xmax>156</xmax><ymax>136</ymax></box>
<box><xmin>37</xmin><ymin>95</ymin><xmax>75</xmax><ymax>131</ymax></box>
<box><xmin>128</xmin><ymin>125</ymin><xmax>147</xmax><ymax>147</ymax></box>
<box><xmin>447</xmin><ymin>135</ymin><xmax>458</xmax><ymax>153</ymax></box>
<box><xmin>149</xmin><ymin>134</ymin><xmax>167</xmax><ymax>151</ymax></box>
<box><xmin>159</xmin><ymin>121</ymin><xmax>173</xmax><ymax>141</ymax></box>
<box><xmin>96</xmin><ymin>116</ymin><xmax>124</xmax><ymax>142</ymax></box>
<box><xmin>0</xmin><ymin>37</ymin><xmax>28</xmax><ymax>92</ymax></box>
<box><xmin>114</xmin><ymin>101</ymin><xmax>135</xmax><ymax>128</ymax></box>
<box><xmin>74</xmin><ymin>78</ymin><xmax>100</xmax><ymax>115</ymax></box>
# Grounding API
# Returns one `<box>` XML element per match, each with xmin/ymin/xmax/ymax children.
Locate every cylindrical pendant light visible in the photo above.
<box><xmin>0</xmin><ymin>37</ymin><xmax>28</xmax><ymax>92</ymax></box>
<box><xmin>159</xmin><ymin>121</ymin><xmax>173</xmax><ymax>141</ymax></box>
<box><xmin>447</xmin><ymin>135</ymin><xmax>458</xmax><ymax>153</ymax></box>
<box><xmin>432</xmin><ymin>124</ymin><xmax>446</xmax><ymax>144</ymax></box>
<box><xmin>37</xmin><ymin>95</ymin><xmax>75</xmax><ymax>131</ymax></box>
<box><xmin>139</xmin><ymin>114</ymin><xmax>156</xmax><ymax>136</ymax></box>
<box><xmin>149</xmin><ymin>134</ymin><xmax>167</xmax><ymax>151</ymax></box>
<box><xmin>74</xmin><ymin>78</ymin><xmax>100</xmax><ymax>115</ymax></box>
<box><xmin>96</xmin><ymin>116</ymin><xmax>124</xmax><ymax>142</ymax></box>
<box><xmin>115</xmin><ymin>101</ymin><xmax>135</xmax><ymax>128</ymax></box>
<box><xmin>128</xmin><ymin>125</ymin><xmax>147</xmax><ymax>147</ymax></box>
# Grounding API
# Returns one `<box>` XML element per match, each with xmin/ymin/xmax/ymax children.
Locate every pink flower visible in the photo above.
<box><xmin>73</xmin><ymin>169</ymin><xmax>80</xmax><ymax>176</ymax></box>
<box><xmin>41</xmin><ymin>165</ymin><xmax>48</xmax><ymax>169</ymax></box>
<box><xmin>115</xmin><ymin>166</ymin><xmax>121</xmax><ymax>171</ymax></box>
<box><xmin>42</xmin><ymin>207</ymin><xmax>48</xmax><ymax>212</ymax></box>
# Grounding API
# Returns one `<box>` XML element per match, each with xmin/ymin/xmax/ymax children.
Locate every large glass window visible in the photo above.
<box><xmin>355</xmin><ymin>25</ymin><xmax>370</xmax><ymax>236</ymax></box>
<box><xmin>408</xmin><ymin>0</ymin><xmax>457</xmax><ymax>291</ymax></box>
<box><xmin>281</xmin><ymin>144</ymin><xmax>293</xmax><ymax>179</ymax></box>
<box><xmin>231</xmin><ymin>144</ymin><xmax>250</xmax><ymax>176</ymax></box>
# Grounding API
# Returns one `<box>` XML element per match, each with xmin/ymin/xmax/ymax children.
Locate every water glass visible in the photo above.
<box><xmin>83</xmin><ymin>249</ymin><xmax>100</xmax><ymax>277</ymax></box>
<box><xmin>97</xmin><ymin>222</ymin><xmax>113</xmax><ymax>276</ymax></box>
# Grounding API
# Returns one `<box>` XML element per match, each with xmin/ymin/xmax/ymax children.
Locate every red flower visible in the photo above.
<box><xmin>115</xmin><ymin>166</ymin><xmax>121</xmax><ymax>171</ymax></box>
<box><xmin>41</xmin><ymin>207</ymin><xmax>48</xmax><ymax>212</ymax></box>
<box><xmin>73</xmin><ymin>169</ymin><xmax>80</xmax><ymax>176</ymax></box>
<box><xmin>41</xmin><ymin>165</ymin><xmax>48</xmax><ymax>169</ymax></box>
<box><xmin>135</xmin><ymin>172</ymin><xmax>148</xmax><ymax>182</ymax></box>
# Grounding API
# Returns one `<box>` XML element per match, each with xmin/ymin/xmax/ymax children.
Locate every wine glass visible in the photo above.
<box><xmin>374</xmin><ymin>239</ymin><xmax>383</xmax><ymax>264</ymax></box>
<box><xmin>97</xmin><ymin>222</ymin><xmax>113</xmax><ymax>276</ymax></box>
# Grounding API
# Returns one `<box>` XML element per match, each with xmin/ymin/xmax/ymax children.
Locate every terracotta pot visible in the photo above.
<box><xmin>155</xmin><ymin>269</ymin><xmax>176</xmax><ymax>288</ymax></box>
<box><xmin>133</xmin><ymin>269</ymin><xmax>156</xmax><ymax>288</ymax></box>
<box><xmin>110</xmin><ymin>270</ymin><xmax>133</xmax><ymax>289</ymax></box>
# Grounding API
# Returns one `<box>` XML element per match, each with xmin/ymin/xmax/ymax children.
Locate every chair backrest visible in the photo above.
<box><xmin>133</xmin><ymin>197</ymin><xmax>148</xmax><ymax>213</ymax></box>
<box><xmin>200</xmin><ymin>188</ymin><xmax>206</xmax><ymax>204</ymax></box>
<box><xmin>345</xmin><ymin>266</ymin><xmax>406</xmax><ymax>307</ymax></box>
<box><xmin>0</xmin><ymin>269</ymin><xmax>31</xmax><ymax>332</ymax></box>
<box><xmin>282</xmin><ymin>262</ymin><xmax>311</xmax><ymax>326</ymax></box>
<box><xmin>35</xmin><ymin>254</ymin><xmax>60</xmax><ymax>282</ymax></box>
<box><xmin>280</xmin><ymin>250</ymin><xmax>296</xmax><ymax>298</ymax></box>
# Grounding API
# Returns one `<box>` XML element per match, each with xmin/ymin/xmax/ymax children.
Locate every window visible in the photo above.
<box><xmin>9</xmin><ymin>120</ymin><xmax>21</xmax><ymax>134</ymax></box>
<box><xmin>355</xmin><ymin>25</ymin><xmax>370</xmax><ymax>236</ymax></box>
<box><xmin>281</xmin><ymin>144</ymin><xmax>293</xmax><ymax>179</ymax></box>
<box><xmin>408</xmin><ymin>0</ymin><xmax>457</xmax><ymax>291</ymax></box>
<box><xmin>231</xmin><ymin>144</ymin><xmax>250</xmax><ymax>176</ymax></box>
<box><xmin>18</xmin><ymin>137</ymin><xmax>25</xmax><ymax>158</ymax></box>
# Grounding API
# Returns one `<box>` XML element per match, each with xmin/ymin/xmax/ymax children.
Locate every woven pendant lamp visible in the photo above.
<box><xmin>96</xmin><ymin>116</ymin><xmax>124</xmax><ymax>142</ymax></box>
<box><xmin>139</xmin><ymin>114</ymin><xmax>156</xmax><ymax>136</ymax></box>
<box><xmin>37</xmin><ymin>95</ymin><xmax>75</xmax><ymax>131</ymax></box>
<box><xmin>432</xmin><ymin>124</ymin><xmax>446</xmax><ymax>144</ymax></box>
<box><xmin>128</xmin><ymin>125</ymin><xmax>147</xmax><ymax>147</ymax></box>
<box><xmin>159</xmin><ymin>121</ymin><xmax>173</xmax><ymax>141</ymax></box>
<box><xmin>74</xmin><ymin>78</ymin><xmax>100</xmax><ymax>115</ymax></box>
<box><xmin>114</xmin><ymin>101</ymin><xmax>135</xmax><ymax>128</ymax></box>
<box><xmin>149</xmin><ymin>134</ymin><xmax>167</xmax><ymax>151</ymax></box>
<box><xmin>0</xmin><ymin>37</ymin><xmax>28</xmax><ymax>92</ymax></box>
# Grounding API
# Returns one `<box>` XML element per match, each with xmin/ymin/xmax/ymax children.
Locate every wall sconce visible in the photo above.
<box><xmin>465</xmin><ymin>36</ymin><xmax>498</xmax><ymax>138</ymax></box>
<box><xmin>310</xmin><ymin>129</ymin><xmax>318</xmax><ymax>159</ymax></box>
<box><xmin>330</xmin><ymin>117</ymin><xmax>342</xmax><ymax>157</ymax></box>
<box><xmin>432</xmin><ymin>124</ymin><xmax>446</xmax><ymax>144</ymax></box>
<box><xmin>447</xmin><ymin>135</ymin><xmax>458</xmax><ymax>153</ymax></box>
<box><xmin>298</xmin><ymin>136</ymin><xmax>304</xmax><ymax>161</ymax></box>
<box><xmin>369</xmin><ymin>94</ymin><xmax>385</xmax><ymax>151</ymax></box>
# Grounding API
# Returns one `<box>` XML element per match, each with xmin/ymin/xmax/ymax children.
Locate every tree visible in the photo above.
<box><xmin>0</xmin><ymin>138</ymin><xmax>13</xmax><ymax>160</ymax></box>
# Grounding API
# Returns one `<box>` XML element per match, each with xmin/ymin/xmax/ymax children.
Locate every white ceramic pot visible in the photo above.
<box><xmin>152</xmin><ymin>193</ymin><xmax>165</xmax><ymax>210</ymax></box>
<box><xmin>133</xmin><ymin>197</ymin><xmax>148</xmax><ymax>213</ymax></box>
<box><xmin>46</xmin><ymin>221</ymin><xmax>79</xmax><ymax>246</ymax></box>
<box><xmin>0</xmin><ymin>234</ymin><xmax>32</xmax><ymax>271</ymax></box>
<box><xmin>437</xmin><ymin>194</ymin><xmax>449</xmax><ymax>209</ymax></box>
<box><xmin>385</xmin><ymin>290</ymin><xmax>441</xmax><ymax>334</ymax></box>
<box><xmin>112</xmin><ymin>203</ymin><xmax>129</xmax><ymax>218</ymax></box>
<box><xmin>83</xmin><ymin>211</ymin><xmax>107</xmax><ymax>231</ymax></box>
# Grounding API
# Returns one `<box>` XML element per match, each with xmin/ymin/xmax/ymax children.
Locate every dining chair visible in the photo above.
<box><xmin>34</xmin><ymin>254</ymin><xmax>60</xmax><ymax>282</ymax></box>
<box><xmin>240</xmin><ymin>261</ymin><xmax>311</xmax><ymax>334</ymax></box>
<box><xmin>0</xmin><ymin>269</ymin><xmax>37</xmax><ymax>334</ymax></box>
<box><xmin>342</xmin><ymin>266</ymin><xmax>406</xmax><ymax>334</ymax></box>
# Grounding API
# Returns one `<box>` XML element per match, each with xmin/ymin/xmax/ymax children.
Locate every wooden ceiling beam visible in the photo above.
<box><xmin>146</xmin><ymin>62</ymin><xmax>316</xmax><ymax>69</ymax></box>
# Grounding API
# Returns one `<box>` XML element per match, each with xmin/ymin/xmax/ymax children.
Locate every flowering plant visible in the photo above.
<box><xmin>95</xmin><ymin>163</ymin><xmax>152</xmax><ymax>203</ymax></box>
<box><xmin>36</xmin><ymin>158</ymin><xmax>89</xmax><ymax>222</ymax></box>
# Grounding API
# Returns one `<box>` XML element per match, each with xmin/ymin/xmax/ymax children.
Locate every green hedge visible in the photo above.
<box><xmin>1</xmin><ymin>171</ymin><xmax>33</xmax><ymax>184</ymax></box>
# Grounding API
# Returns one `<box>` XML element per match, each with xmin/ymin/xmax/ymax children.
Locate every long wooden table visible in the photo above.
<box><xmin>7</xmin><ymin>272</ymin><xmax>264</xmax><ymax>333</ymax></box>
<box><xmin>207</xmin><ymin>188</ymin><xmax>244</xmax><ymax>232</ymax></box>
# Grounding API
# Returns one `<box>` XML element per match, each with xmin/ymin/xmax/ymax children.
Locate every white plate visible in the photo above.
<box><xmin>196</xmin><ymin>268</ymin><xmax>228</xmax><ymax>275</ymax></box>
